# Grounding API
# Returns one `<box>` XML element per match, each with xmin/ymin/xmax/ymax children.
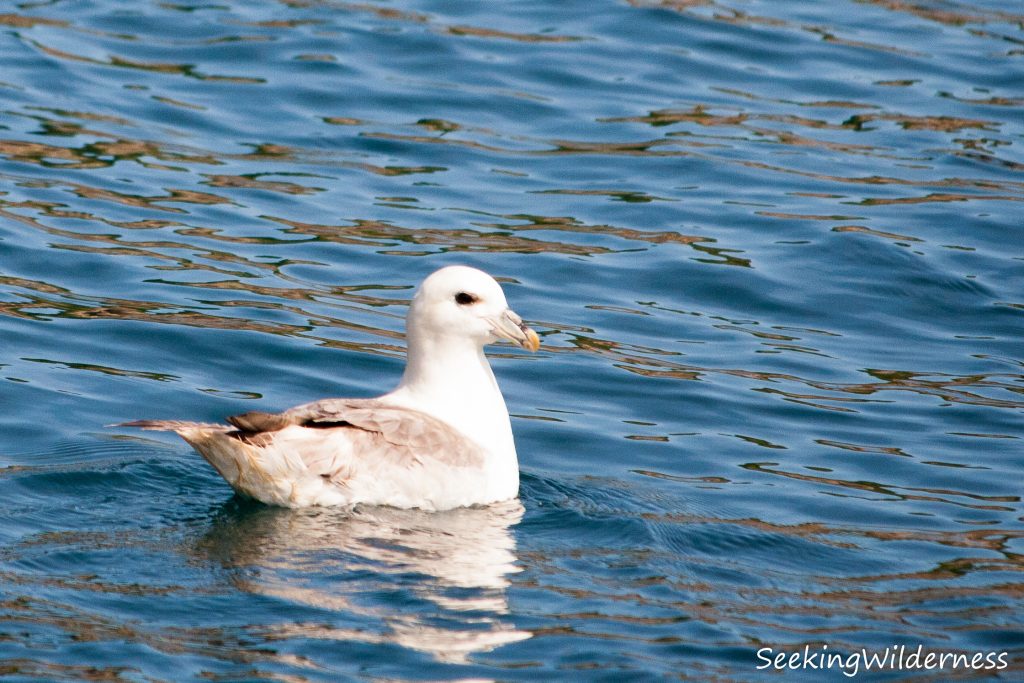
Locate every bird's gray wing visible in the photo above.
<box><xmin>227</xmin><ymin>399</ymin><xmax>486</xmax><ymax>479</ymax></box>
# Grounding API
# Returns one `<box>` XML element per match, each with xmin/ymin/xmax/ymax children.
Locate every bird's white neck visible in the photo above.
<box><xmin>385</xmin><ymin>332</ymin><xmax>517</xmax><ymax>465</ymax></box>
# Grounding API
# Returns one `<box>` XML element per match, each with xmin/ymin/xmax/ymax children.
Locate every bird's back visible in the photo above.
<box><xmin>123</xmin><ymin>398</ymin><xmax>507</xmax><ymax>509</ymax></box>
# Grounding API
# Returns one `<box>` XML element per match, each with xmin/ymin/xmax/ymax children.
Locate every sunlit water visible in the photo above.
<box><xmin>1</xmin><ymin>0</ymin><xmax>1022</xmax><ymax>680</ymax></box>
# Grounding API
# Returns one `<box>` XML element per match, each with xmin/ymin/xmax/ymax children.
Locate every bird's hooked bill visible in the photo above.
<box><xmin>490</xmin><ymin>308</ymin><xmax>540</xmax><ymax>352</ymax></box>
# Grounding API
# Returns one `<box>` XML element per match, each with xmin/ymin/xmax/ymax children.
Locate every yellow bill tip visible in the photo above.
<box><xmin>523</xmin><ymin>327</ymin><xmax>540</xmax><ymax>352</ymax></box>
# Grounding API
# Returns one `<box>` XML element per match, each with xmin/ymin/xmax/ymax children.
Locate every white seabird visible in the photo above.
<box><xmin>121</xmin><ymin>265</ymin><xmax>540</xmax><ymax>510</ymax></box>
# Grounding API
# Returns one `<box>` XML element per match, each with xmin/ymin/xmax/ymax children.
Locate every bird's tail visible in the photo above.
<box><xmin>116</xmin><ymin>419</ymin><xmax>228</xmax><ymax>432</ymax></box>
<box><xmin>117</xmin><ymin>419</ymin><xmax>307</xmax><ymax>507</ymax></box>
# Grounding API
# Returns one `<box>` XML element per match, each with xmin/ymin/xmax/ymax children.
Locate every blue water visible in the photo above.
<box><xmin>1</xmin><ymin>1</ymin><xmax>1022</xmax><ymax>680</ymax></box>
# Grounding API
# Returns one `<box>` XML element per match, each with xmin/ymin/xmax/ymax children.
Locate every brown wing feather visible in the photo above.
<box><xmin>227</xmin><ymin>398</ymin><xmax>486</xmax><ymax>473</ymax></box>
<box><xmin>226</xmin><ymin>411</ymin><xmax>292</xmax><ymax>433</ymax></box>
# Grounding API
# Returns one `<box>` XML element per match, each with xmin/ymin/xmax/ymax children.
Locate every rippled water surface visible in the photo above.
<box><xmin>1</xmin><ymin>0</ymin><xmax>1023</xmax><ymax>680</ymax></box>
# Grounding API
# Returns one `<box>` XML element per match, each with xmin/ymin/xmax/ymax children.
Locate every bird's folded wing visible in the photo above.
<box><xmin>227</xmin><ymin>398</ymin><xmax>486</xmax><ymax>474</ymax></box>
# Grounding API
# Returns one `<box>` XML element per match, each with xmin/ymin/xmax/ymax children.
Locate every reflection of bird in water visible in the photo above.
<box><xmin>120</xmin><ymin>266</ymin><xmax>540</xmax><ymax>509</ymax></box>
<box><xmin>193</xmin><ymin>499</ymin><xmax>531</xmax><ymax>663</ymax></box>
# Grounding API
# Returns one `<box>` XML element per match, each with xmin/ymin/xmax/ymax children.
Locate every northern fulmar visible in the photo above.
<box><xmin>120</xmin><ymin>266</ymin><xmax>540</xmax><ymax>510</ymax></box>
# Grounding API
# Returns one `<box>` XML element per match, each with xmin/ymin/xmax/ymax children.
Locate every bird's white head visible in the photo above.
<box><xmin>408</xmin><ymin>265</ymin><xmax>539</xmax><ymax>352</ymax></box>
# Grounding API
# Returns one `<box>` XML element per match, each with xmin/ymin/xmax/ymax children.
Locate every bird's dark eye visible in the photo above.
<box><xmin>454</xmin><ymin>292</ymin><xmax>478</xmax><ymax>305</ymax></box>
